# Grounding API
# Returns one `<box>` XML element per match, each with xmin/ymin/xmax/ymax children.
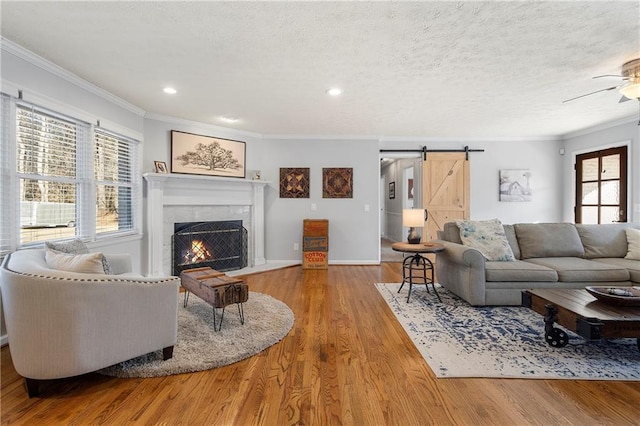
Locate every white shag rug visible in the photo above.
<box><xmin>99</xmin><ymin>292</ymin><xmax>294</xmax><ymax>378</ymax></box>
<box><xmin>376</xmin><ymin>283</ymin><xmax>640</xmax><ymax>380</ymax></box>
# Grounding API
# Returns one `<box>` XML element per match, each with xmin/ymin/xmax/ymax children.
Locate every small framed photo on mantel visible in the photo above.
<box><xmin>154</xmin><ymin>161</ymin><xmax>168</xmax><ymax>174</ymax></box>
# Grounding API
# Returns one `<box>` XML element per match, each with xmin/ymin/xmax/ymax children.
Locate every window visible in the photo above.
<box><xmin>575</xmin><ymin>146</ymin><xmax>627</xmax><ymax>224</ymax></box>
<box><xmin>0</xmin><ymin>95</ymin><xmax>140</xmax><ymax>254</ymax></box>
<box><xmin>17</xmin><ymin>104</ymin><xmax>82</xmax><ymax>245</ymax></box>
<box><xmin>94</xmin><ymin>129</ymin><xmax>137</xmax><ymax>235</ymax></box>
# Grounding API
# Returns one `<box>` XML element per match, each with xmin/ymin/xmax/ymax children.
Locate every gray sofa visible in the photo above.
<box><xmin>436</xmin><ymin>222</ymin><xmax>640</xmax><ymax>306</ymax></box>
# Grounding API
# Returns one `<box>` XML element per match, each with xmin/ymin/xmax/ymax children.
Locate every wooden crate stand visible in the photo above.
<box><xmin>180</xmin><ymin>267</ymin><xmax>249</xmax><ymax>331</ymax></box>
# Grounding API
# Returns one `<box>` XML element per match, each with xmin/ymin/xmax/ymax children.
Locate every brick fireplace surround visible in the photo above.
<box><xmin>143</xmin><ymin>173</ymin><xmax>268</xmax><ymax>277</ymax></box>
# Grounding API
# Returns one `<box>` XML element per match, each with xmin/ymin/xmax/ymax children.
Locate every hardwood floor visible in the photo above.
<box><xmin>2</xmin><ymin>264</ymin><xmax>640</xmax><ymax>425</ymax></box>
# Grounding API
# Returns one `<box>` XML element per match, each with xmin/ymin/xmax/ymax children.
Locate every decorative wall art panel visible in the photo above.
<box><xmin>279</xmin><ymin>167</ymin><xmax>310</xmax><ymax>198</ymax></box>
<box><xmin>171</xmin><ymin>130</ymin><xmax>245</xmax><ymax>178</ymax></box>
<box><xmin>499</xmin><ymin>169</ymin><xmax>532</xmax><ymax>202</ymax></box>
<box><xmin>323</xmin><ymin>168</ymin><xmax>353</xmax><ymax>198</ymax></box>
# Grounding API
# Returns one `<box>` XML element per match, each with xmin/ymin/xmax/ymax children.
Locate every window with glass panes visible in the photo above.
<box><xmin>94</xmin><ymin>129</ymin><xmax>136</xmax><ymax>235</ymax></box>
<box><xmin>575</xmin><ymin>146</ymin><xmax>627</xmax><ymax>224</ymax></box>
<box><xmin>0</xmin><ymin>98</ymin><xmax>139</xmax><ymax>252</ymax></box>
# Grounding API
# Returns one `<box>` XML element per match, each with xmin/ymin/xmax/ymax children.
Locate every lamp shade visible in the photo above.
<box><xmin>620</xmin><ymin>83</ymin><xmax>640</xmax><ymax>100</ymax></box>
<box><xmin>403</xmin><ymin>209</ymin><xmax>424</xmax><ymax>227</ymax></box>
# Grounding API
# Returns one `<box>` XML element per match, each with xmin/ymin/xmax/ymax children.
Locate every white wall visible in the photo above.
<box><xmin>261</xmin><ymin>138</ymin><xmax>380</xmax><ymax>263</ymax></box>
<box><xmin>562</xmin><ymin>119</ymin><xmax>639</xmax><ymax>223</ymax></box>
<box><xmin>379</xmin><ymin>139</ymin><xmax>564</xmax><ymax>227</ymax></box>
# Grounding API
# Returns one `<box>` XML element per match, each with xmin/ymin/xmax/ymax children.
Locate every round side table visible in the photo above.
<box><xmin>391</xmin><ymin>242</ymin><xmax>444</xmax><ymax>302</ymax></box>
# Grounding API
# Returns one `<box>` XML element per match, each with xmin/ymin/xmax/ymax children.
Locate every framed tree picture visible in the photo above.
<box><xmin>170</xmin><ymin>130</ymin><xmax>246</xmax><ymax>178</ymax></box>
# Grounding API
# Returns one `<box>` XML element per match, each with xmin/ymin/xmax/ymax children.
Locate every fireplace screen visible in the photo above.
<box><xmin>173</xmin><ymin>220</ymin><xmax>248</xmax><ymax>275</ymax></box>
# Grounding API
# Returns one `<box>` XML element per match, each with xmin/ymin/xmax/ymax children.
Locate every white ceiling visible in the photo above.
<box><xmin>1</xmin><ymin>1</ymin><xmax>639</xmax><ymax>139</ymax></box>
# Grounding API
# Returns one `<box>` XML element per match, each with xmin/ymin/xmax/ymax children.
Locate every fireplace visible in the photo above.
<box><xmin>172</xmin><ymin>220</ymin><xmax>248</xmax><ymax>275</ymax></box>
<box><xmin>143</xmin><ymin>173</ymin><xmax>267</xmax><ymax>277</ymax></box>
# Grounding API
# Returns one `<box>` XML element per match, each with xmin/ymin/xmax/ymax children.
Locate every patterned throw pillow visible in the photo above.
<box><xmin>44</xmin><ymin>239</ymin><xmax>112</xmax><ymax>274</ymax></box>
<box><xmin>455</xmin><ymin>219</ymin><xmax>516</xmax><ymax>261</ymax></box>
<box><xmin>45</xmin><ymin>238</ymin><xmax>90</xmax><ymax>254</ymax></box>
<box><xmin>45</xmin><ymin>249</ymin><xmax>109</xmax><ymax>274</ymax></box>
<box><xmin>625</xmin><ymin>228</ymin><xmax>640</xmax><ymax>260</ymax></box>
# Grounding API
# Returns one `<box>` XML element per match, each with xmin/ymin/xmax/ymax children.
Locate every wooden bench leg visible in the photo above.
<box><xmin>24</xmin><ymin>378</ymin><xmax>41</xmax><ymax>398</ymax></box>
<box><xmin>163</xmin><ymin>346</ymin><xmax>174</xmax><ymax>360</ymax></box>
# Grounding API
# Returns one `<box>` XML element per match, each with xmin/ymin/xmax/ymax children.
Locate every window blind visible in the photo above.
<box><xmin>94</xmin><ymin>129</ymin><xmax>137</xmax><ymax>234</ymax></box>
<box><xmin>0</xmin><ymin>94</ymin><xmax>12</xmax><ymax>260</ymax></box>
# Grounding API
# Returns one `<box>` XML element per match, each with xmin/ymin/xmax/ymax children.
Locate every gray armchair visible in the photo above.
<box><xmin>0</xmin><ymin>248</ymin><xmax>180</xmax><ymax>397</ymax></box>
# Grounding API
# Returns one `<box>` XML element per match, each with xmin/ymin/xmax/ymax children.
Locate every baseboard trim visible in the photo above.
<box><xmin>1</xmin><ymin>334</ymin><xmax>8</xmax><ymax>347</ymax></box>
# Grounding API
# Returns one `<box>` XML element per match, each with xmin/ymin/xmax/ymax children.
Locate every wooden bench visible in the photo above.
<box><xmin>180</xmin><ymin>267</ymin><xmax>249</xmax><ymax>331</ymax></box>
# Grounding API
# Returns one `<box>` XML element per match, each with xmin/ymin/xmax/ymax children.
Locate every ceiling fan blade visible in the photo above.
<box><xmin>562</xmin><ymin>85</ymin><xmax>621</xmax><ymax>103</ymax></box>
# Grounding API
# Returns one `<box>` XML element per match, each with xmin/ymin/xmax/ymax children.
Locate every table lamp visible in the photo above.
<box><xmin>403</xmin><ymin>209</ymin><xmax>426</xmax><ymax>244</ymax></box>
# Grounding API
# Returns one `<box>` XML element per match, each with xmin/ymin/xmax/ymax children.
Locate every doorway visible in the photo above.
<box><xmin>575</xmin><ymin>146</ymin><xmax>627</xmax><ymax>224</ymax></box>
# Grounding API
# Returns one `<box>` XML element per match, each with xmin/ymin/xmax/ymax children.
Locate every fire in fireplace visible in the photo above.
<box><xmin>173</xmin><ymin>220</ymin><xmax>248</xmax><ymax>275</ymax></box>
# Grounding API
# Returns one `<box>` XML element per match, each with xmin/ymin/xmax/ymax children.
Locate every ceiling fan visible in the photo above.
<box><xmin>562</xmin><ymin>58</ymin><xmax>640</xmax><ymax>104</ymax></box>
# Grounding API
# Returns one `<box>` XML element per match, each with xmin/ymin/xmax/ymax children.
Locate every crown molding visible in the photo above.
<box><xmin>144</xmin><ymin>112</ymin><xmax>263</xmax><ymax>139</ymax></box>
<box><xmin>261</xmin><ymin>133</ymin><xmax>380</xmax><ymax>141</ymax></box>
<box><xmin>378</xmin><ymin>135</ymin><xmax>562</xmax><ymax>143</ymax></box>
<box><xmin>1</xmin><ymin>37</ymin><xmax>145</xmax><ymax>116</ymax></box>
<box><xmin>562</xmin><ymin>114</ymin><xmax>638</xmax><ymax>139</ymax></box>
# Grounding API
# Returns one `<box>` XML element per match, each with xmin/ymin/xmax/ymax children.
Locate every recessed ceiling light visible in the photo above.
<box><xmin>326</xmin><ymin>88</ymin><xmax>342</xmax><ymax>96</ymax></box>
<box><xmin>163</xmin><ymin>87</ymin><xmax>177</xmax><ymax>94</ymax></box>
<box><xmin>220</xmin><ymin>116</ymin><xmax>239</xmax><ymax>123</ymax></box>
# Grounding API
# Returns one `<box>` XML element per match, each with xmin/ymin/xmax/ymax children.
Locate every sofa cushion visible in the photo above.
<box><xmin>625</xmin><ymin>228</ymin><xmax>640</xmax><ymax>260</ymax></box>
<box><xmin>524</xmin><ymin>257</ymin><xmax>630</xmax><ymax>282</ymax></box>
<box><xmin>575</xmin><ymin>223</ymin><xmax>638</xmax><ymax>259</ymax></box>
<box><xmin>45</xmin><ymin>249</ymin><xmax>108</xmax><ymax>274</ymax></box>
<box><xmin>442</xmin><ymin>222</ymin><xmax>463</xmax><ymax>244</ymax></box>
<box><xmin>502</xmin><ymin>224</ymin><xmax>521</xmax><ymax>260</ymax></box>
<box><xmin>485</xmin><ymin>260</ymin><xmax>557</xmax><ymax>282</ymax></box>
<box><xmin>591</xmin><ymin>258</ymin><xmax>640</xmax><ymax>283</ymax></box>
<box><xmin>515</xmin><ymin>223</ymin><xmax>584</xmax><ymax>259</ymax></box>
<box><xmin>455</xmin><ymin>219</ymin><xmax>515</xmax><ymax>261</ymax></box>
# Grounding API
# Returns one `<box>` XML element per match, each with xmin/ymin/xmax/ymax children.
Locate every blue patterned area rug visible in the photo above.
<box><xmin>375</xmin><ymin>283</ymin><xmax>640</xmax><ymax>380</ymax></box>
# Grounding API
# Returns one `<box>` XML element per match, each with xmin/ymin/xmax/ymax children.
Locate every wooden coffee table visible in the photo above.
<box><xmin>522</xmin><ymin>288</ymin><xmax>640</xmax><ymax>350</ymax></box>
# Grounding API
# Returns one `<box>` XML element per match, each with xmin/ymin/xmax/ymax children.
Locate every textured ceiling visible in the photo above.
<box><xmin>1</xmin><ymin>1</ymin><xmax>639</xmax><ymax>139</ymax></box>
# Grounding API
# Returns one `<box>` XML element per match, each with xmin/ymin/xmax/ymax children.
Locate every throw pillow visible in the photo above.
<box><xmin>44</xmin><ymin>238</ymin><xmax>112</xmax><ymax>274</ymax></box>
<box><xmin>45</xmin><ymin>238</ymin><xmax>89</xmax><ymax>254</ymax></box>
<box><xmin>625</xmin><ymin>228</ymin><xmax>640</xmax><ymax>260</ymax></box>
<box><xmin>45</xmin><ymin>249</ymin><xmax>109</xmax><ymax>274</ymax></box>
<box><xmin>455</xmin><ymin>218</ymin><xmax>516</xmax><ymax>261</ymax></box>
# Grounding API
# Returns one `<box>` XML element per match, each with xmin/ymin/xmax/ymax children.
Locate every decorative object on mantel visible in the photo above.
<box><xmin>375</xmin><ymin>283</ymin><xmax>640</xmax><ymax>380</ymax></box>
<box><xmin>252</xmin><ymin>170</ymin><xmax>262</xmax><ymax>180</ymax></box>
<box><xmin>323</xmin><ymin>168</ymin><xmax>353</xmax><ymax>198</ymax></box>
<box><xmin>170</xmin><ymin>130</ymin><xmax>246</xmax><ymax>178</ymax></box>
<box><xmin>99</xmin><ymin>292</ymin><xmax>294</xmax><ymax>378</ymax></box>
<box><xmin>154</xmin><ymin>160</ymin><xmax>168</xmax><ymax>173</ymax></box>
<box><xmin>499</xmin><ymin>169</ymin><xmax>532</xmax><ymax>202</ymax></box>
<box><xmin>279</xmin><ymin>167</ymin><xmax>310</xmax><ymax>198</ymax></box>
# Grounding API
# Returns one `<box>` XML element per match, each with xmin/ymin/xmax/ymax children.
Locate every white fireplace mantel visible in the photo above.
<box><xmin>143</xmin><ymin>173</ymin><xmax>269</xmax><ymax>277</ymax></box>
